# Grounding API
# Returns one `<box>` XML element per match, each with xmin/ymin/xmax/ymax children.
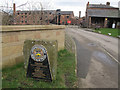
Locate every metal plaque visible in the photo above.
<box><xmin>31</xmin><ymin>45</ymin><xmax>47</xmax><ymax>62</ymax></box>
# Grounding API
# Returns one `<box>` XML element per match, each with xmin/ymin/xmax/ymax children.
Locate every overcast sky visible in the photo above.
<box><xmin>0</xmin><ymin>0</ymin><xmax>119</xmax><ymax>17</ymax></box>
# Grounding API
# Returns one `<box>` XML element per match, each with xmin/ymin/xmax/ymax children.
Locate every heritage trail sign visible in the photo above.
<box><xmin>23</xmin><ymin>40</ymin><xmax>58</xmax><ymax>81</ymax></box>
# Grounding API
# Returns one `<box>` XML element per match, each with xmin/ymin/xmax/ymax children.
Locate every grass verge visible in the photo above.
<box><xmin>94</xmin><ymin>28</ymin><xmax>119</xmax><ymax>37</ymax></box>
<box><xmin>2</xmin><ymin>49</ymin><xmax>77</xmax><ymax>88</ymax></box>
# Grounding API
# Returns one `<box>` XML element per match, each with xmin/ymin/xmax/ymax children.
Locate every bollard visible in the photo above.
<box><xmin>23</xmin><ymin>40</ymin><xmax>58</xmax><ymax>81</ymax></box>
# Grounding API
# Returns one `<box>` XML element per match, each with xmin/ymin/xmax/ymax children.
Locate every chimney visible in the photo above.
<box><xmin>106</xmin><ymin>2</ymin><xmax>110</xmax><ymax>6</ymax></box>
<box><xmin>79</xmin><ymin>11</ymin><xmax>81</xmax><ymax>19</ymax></box>
<box><xmin>87</xmin><ymin>2</ymin><xmax>89</xmax><ymax>8</ymax></box>
<box><xmin>13</xmin><ymin>3</ymin><xmax>16</xmax><ymax>15</ymax></box>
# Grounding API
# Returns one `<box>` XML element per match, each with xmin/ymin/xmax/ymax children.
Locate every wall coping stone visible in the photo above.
<box><xmin>1</xmin><ymin>25</ymin><xmax>65</xmax><ymax>32</ymax></box>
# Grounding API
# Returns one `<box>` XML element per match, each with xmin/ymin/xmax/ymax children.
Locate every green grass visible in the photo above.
<box><xmin>94</xmin><ymin>28</ymin><xmax>119</xmax><ymax>37</ymax></box>
<box><xmin>2</xmin><ymin>49</ymin><xmax>77</xmax><ymax>88</ymax></box>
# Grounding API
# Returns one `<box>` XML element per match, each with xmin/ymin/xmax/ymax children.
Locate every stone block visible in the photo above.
<box><xmin>1</xmin><ymin>25</ymin><xmax>65</xmax><ymax>69</ymax></box>
<box><xmin>23</xmin><ymin>40</ymin><xmax>58</xmax><ymax>81</ymax></box>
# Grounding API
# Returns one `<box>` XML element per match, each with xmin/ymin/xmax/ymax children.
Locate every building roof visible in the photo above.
<box><xmin>16</xmin><ymin>10</ymin><xmax>74</xmax><ymax>16</ymax></box>
<box><xmin>16</xmin><ymin>10</ymin><xmax>56</xmax><ymax>14</ymax></box>
<box><xmin>88</xmin><ymin>4</ymin><xmax>118</xmax><ymax>9</ymax></box>
<box><xmin>87</xmin><ymin>4</ymin><xmax>119</xmax><ymax>18</ymax></box>
<box><xmin>42</xmin><ymin>10</ymin><xmax>56</xmax><ymax>14</ymax></box>
<box><xmin>60</xmin><ymin>11</ymin><xmax>73</xmax><ymax>15</ymax></box>
<box><xmin>87</xmin><ymin>9</ymin><xmax>119</xmax><ymax>18</ymax></box>
<box><xmin>56</xmin><ymin>11</ymin><xmax>73</xmax><ymax>15</ymax></box>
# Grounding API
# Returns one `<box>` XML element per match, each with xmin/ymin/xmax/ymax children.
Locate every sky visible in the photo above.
<box><xmin>0</xmin><ymin>0</ymin><xmax>119</xmax><ymax>17</ymax></box>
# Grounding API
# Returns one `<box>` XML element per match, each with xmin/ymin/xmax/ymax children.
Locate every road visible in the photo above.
<box><xmin>66</xmin><ymin>28</ymin><xmax>118</xmax><ymax>88</ymax></box>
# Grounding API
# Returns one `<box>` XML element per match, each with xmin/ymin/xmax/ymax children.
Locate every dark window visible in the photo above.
<box><xmin>49</xmin><ymin>12</ymin><xmax>51</xmax><ymax>14</ymax></box>
<box><xmin>33</xmin><ymin>21</ymin><xmax>35</xmax><ymax>23</ymax></box>
<box><xmin>25</xmin><ymin>21</ymin><xmax>27</xmax><ymax>23</ymax></box>
<box><xmin>25</xmin><ymin>16</ymin><xmax>27</xmax><ymax>18</ymax></box>
<box><xmin>25</xmin><ymin>13</ymin><xmax>27</xmax><ymax>15</ymax></box>
<box><xmin>17</xmin><ymin>13</ymin><xmax>19</xmax><ymax>15</ymax></box>
<box><xmin>67</xmin><ymin>16</ymin><xmax>69</xmax><ymax>18</ymax></box>
<box><xmin>21</xmin><ymin>16</ymin><xmax>23</xmax><ymax>18</ymax></box>
<box><xmin>21</xmin><ymin>21</ymin><xmax>23</xmax><ymax>23</ymax></box>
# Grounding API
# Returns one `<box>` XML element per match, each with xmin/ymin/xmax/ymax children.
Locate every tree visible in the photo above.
<box><xmin>0</xmin><ymin>0</ymin><xmax>55</xmax><ymax>25</ymax></box>
<box><xmin>0</xmin><ymin>1</ymin><xmax>13</xmax><ymax>25</ymax></box>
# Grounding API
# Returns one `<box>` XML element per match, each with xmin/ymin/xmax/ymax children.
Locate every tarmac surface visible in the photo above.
<box><xmin>66</xmin><ymin>27</ymin><xmax>118</xmax><ymax>88</ymax></box>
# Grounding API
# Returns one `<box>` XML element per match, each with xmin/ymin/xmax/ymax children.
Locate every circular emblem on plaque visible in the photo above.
<box><xmin>31</xmin><ymin>45</ymin><xmax>47</xmax><ymax>62</ymax></box>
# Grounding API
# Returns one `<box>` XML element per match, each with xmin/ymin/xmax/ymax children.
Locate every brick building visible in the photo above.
<box><xmin>13</xmin><ymin>10</ymin><xmax>56</xmax><ymax>25</ymax></box>
<box><xmin>13</xmin><ymin>9</ymin><xmax>75</xmax><ymax>25</ymax></box>
<box><xmin>13</xmin><ymin>3</ymin><xmax>57</xmax><ymax>25</ymax></box>
<box><xmin>85</xmin><ymin>2</ymin><xmax>120</xmax><ymax>28</ymax></box>
<box><xmin>55</xmin><ymin>9</ymin><xmax>74</xmax><ymax>25</ymax></box>
<box><xmin>13</xmin><ymin>3</ymin><xmax>76</xmax><ymax>25</ymax></box>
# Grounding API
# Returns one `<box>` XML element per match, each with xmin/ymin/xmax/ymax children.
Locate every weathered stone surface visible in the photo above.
<box><xmin>2</xmin><ymin>25</ymin><xmax>65</xmax><ymax>32</ymax></box>
<box><xmin>1</xmin><ymin>25</ymin><xmax>65</xmax><ymax>69</ymax></box>
<box><xmin>23</xmin><ymin>40</ymin><xmax>58</xmax><ymax>81</ymax></box>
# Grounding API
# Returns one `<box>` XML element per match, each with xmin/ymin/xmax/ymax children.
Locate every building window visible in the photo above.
<box><xmin>21</xmin><ymin>16</ymin><xmax>23</xmax><ymax>18</ymax></box>
<box><xmin>40</xmin><ymin>18</ymin><xmax>42</xmax><ymax>20</ymax></box>
<box><xmin>67</xmin><ymin>16</ymin><xmax>69</xmax><ymax>18</ymax></box>
<box><xmin>25</xmin><ymin>20</ymin><xmax>27</xmax><ymax>23</ymax></box>
<box><xmin>17</xmin><ymin>13</ymin><xmax>19</xmax><ymax>15</ymax></box>
<box><xmin>37</xmin><ymin>21</ymin><xmax>39</xmax><ymax>23</ymax></box>
<box><xmin>25</xmin><ymin>16</ymin><xmax>27</xmax><ymax>18</ymax></box>
<box><xmin>33</xmin><ymin>21</ymin><xmax>35</xmax><ymax>23</ymax></box>
<box><xmin>21</xmin><ymin>21</ymin><xmax>23</xmax><ymax>23</ymax></box>
<box><xmin>49</xmin><ymin>12</ymin><xmax>51</xmax><ymax>14</ymax></box>
<box><xmin>25</xmin><ymin>13</ymin><xmax>27</xmax><ymax>15</ymax></box>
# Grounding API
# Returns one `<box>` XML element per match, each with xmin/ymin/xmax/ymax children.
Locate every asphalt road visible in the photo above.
<box><xmin>66</xmin><ymin>27</ymin><xmax>118</xmax><ymax>88</ymax></box>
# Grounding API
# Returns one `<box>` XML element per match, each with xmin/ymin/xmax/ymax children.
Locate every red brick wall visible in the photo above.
<box><xmin>14</xmin><ymin>11</ymin><xmax>55</xmax><ymax>25</ymax></box>
<box><xmin>60</xmin><ymin>13</ymin><xmax>74</xmax><ymax>25</ymax></box>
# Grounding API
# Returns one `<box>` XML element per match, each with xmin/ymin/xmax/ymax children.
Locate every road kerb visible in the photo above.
<box><xmin>71</xmin><ymin>36</ymin><xmax>77</xmax><ymax>76</ymax></box>
<box><xmin>101</xmin><ymin>46</ymin><xmax>120</xmax><ymax>65</ymax></box>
